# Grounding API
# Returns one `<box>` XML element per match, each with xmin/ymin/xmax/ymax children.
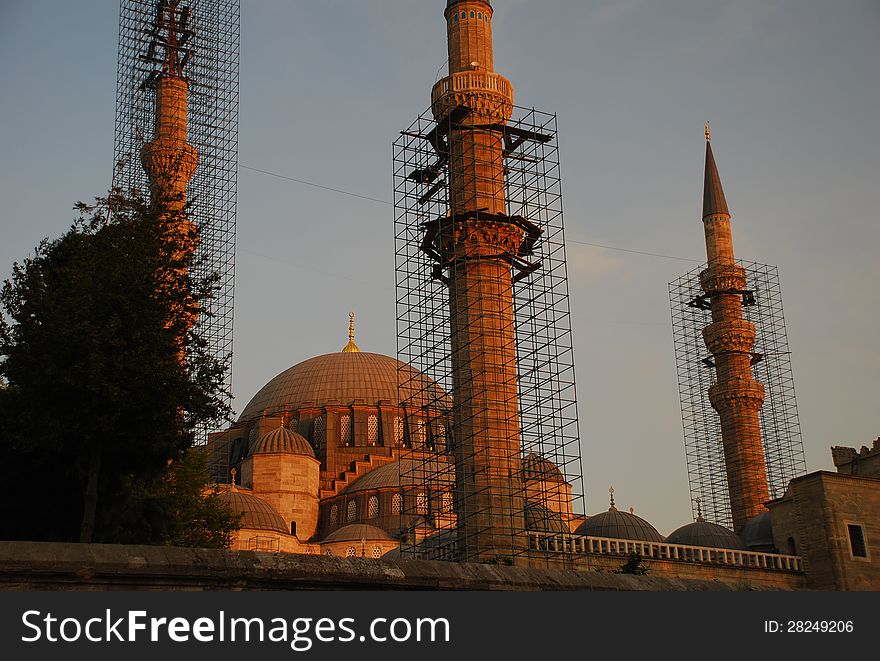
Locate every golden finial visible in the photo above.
<box><xmin>342</xmin><ymin>311</ymin><xmax>360</xmax><ymax>353</ymax></box>
<box><xmin>705</xmin><ymin>122</ymin><xmax>711</xmax><ymax>142</ymax></box>
<box><xmin>695</xmin><ymin>497</ymin><xmax>704</xmax><ymax>522</ymax></box>
<box><xmin>609</xmin><ymin>485</ymin><xmax>616</xmax><ymax>511</ymax></box>
<box><xmin>230</xmin><ymin>467</ymin><xmax>237</xmax><ymax>491</ymax></box>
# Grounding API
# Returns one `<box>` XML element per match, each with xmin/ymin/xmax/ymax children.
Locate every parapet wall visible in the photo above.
<box><xmin>0</xmin><ymin>542</ymin><xmax>796</xmax><ymax>591</ymax></box>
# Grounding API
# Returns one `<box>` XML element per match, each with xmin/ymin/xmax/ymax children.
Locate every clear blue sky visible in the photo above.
<box><xmin>1</xmin><ymin>1</ymin><xmax>878</xmax><ymax>534</ymax></box>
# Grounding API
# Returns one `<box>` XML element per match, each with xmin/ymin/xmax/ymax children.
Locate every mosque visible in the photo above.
<box><xmin>180</xmin><ymin>2</ymin><xmax>878</xmax><ymax>589</ymax></box>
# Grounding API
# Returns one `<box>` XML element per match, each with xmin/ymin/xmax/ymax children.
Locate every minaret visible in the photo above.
<box><xmin>140</xmin><ymin>0</ymin><xmax>198</xmax><ymax>215</ymax></box>
<box><xmin>139</xmin><ymin>1</ymin><xmax>199</xmax><ymax>341</ymax></box>
<box><xmin>699</xmin><ymin>124</ymin><xmax>770</xmax><ymax>532</ymax></box>
<box><xmin>432</xmin><ymin>1</ymin><xmax>525</xmax><ymax>560</ymax></box>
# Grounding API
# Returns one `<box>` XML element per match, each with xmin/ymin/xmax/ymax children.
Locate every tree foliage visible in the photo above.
<box><xmin>0</xmin><ymin>191</ymin><xmax>238</xmax><ymax>545</ymax></box>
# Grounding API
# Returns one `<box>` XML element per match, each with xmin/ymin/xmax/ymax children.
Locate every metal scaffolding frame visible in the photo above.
<box><xmin>112</xmin><ymin>0</ymin><xmax>239</xmax><ymax>453</ymax></box>
<box><xmin>394</xmin><ymin>102</ymin><xmax>584</xmax><ymax>564</ymax></box>
<box><xmin>669</xmin><ymin>260</ymin><xmax>807</xmax><ymax>529</ymax></box>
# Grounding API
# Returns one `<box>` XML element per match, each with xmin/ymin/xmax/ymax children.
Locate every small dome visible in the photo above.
<box><xmin>322</xmin><ymin>523</ymin><xmax>393</xmax><ymax>543</ymax></box>
<box><xmin>524</xmin><ymin>502</ymin><xmax>568</xmax><ymax>533</ymax></box>
<box><xmin>252</xmin><ymin>426</ymin><xmax>315</xmax><ymax>458</ymax></box>
<box><xmin>576</xmin><ymin>507</ymin><xmax>664</xmax><ymax>542</ymax></box>
<box><xmin>522</xmin><ymin>452</ymin><xmax>565</xmax><ymax>483</ymax></box>
<box><xmin>341</xmin><ymin>457</ymin><xmax>454</xmax><ymax>494</ymax></box>
<box><xmin>666</xmin><ymin>519</ymin><xmax>745</xmax><ymax>550</ymax></box>
<box><xmin>219</xmin><ymin>490</ymin><xmax>288</xmax><ymax>534</ymax></box>
<box><xmin>740</xmin><ymin>511</ymin><xmax>775</xmax><ymax>551</ymax></box>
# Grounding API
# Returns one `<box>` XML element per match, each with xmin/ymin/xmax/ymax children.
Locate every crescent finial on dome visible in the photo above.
<box><xmin>342</xmin><ymin>311</ymin><xmax>360</xmax><ymax>353</ymax></box>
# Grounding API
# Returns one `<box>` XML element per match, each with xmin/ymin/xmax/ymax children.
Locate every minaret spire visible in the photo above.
<box><xmin>342</xmin><ymin>311</ymin><xmax>360</xmax><ymax>353</ymax></box>
<box><xmin>698</xmin><ymin>127</ymin><xmax>770</xmax><ymax>532</ymax></box>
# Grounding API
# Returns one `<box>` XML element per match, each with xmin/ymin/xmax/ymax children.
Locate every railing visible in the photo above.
<box><xmin>431</xmin><ymin>71</ymin><xmax>513</xmax><ymax>107</ymax></box>
<box><xmin>526</xmin><ymin>531</ymin><xmax>804</xmax><ymax>572</ymax></box>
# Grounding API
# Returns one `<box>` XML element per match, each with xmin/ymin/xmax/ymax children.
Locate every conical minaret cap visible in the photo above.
<box><xmin>703</xmin><ymin>134</ymin><xmax>730</xmax><ymax>218</ymax></box>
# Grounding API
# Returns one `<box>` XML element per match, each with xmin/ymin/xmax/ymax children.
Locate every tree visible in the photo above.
<box><xmin>0</xmin><ymin>191</ymin><xmax>237</xmax><ymax>545</ymax></box>
<box><xmin>615</xmin><ymin>551</ymin><xmax>650</xmax><ymax>575</ymax></box>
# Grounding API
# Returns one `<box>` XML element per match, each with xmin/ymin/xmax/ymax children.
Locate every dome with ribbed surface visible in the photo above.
<box><xmin>666</xmin><ymin>518</ymin><xmax>745</xmax><ymax>550</ymax></box>
<box><xmin>219</xmin><ymin>490</ymin><xmax>288</xmax><ymax>534</ymax></box>
<box><xmin>238</xmin><ymin>352</ymin><xmax>449</xmax><ymax>423</ymax></box>
<box><xmin>322</xmin><ymin>523</ymin><xmax>393</xmax><ymax>543</ymax></box>
<box><xmin>341</xmin><ymin>457</ymin><xmax>454</xmax><ymax>494</ymax></box>
<box><xmin>575</xmin><ymin>507</ymin><xmax>664</xmax><ymax>542</ymax></box>
<box><xmin>524</xmin><ymin>502</ymin><xmax>568</xmax><ymax>533</ymax></box>
<box><xmin>522</xmin><ymin>452</ymin><xmax>565</xmax><ymax>483</ymax></box>
<box><xmin>252</xmin><ymin>426</ymin><xmax>315</xmax><ymax>458</ymax></box>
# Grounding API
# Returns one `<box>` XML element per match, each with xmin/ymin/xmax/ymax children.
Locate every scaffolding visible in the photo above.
<box><xmin>112</xmin><ymin>0</ymin><xmax>240</xmax><ymax>452</ymax></box>
<box><xmin>394</xmin><ymin>102</ymin><xmax>584</xmax><ymax>564</ymax></box>
<box><xmin>669</xmin><ymin>260</ymin><xmax>807</xmax><ymax>529</ymax></box>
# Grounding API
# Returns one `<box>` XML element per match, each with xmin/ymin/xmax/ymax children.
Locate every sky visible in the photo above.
<box><xmin>1</xmin><ymin>0</ymin><xmax>878</xmax><ymax>535</ymax></box>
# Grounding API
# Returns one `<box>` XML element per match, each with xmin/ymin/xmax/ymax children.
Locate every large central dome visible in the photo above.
<box><xmin>238</xmin><ymin>351</ymin><xmax>449</xmax><ymax>423</ymax></box>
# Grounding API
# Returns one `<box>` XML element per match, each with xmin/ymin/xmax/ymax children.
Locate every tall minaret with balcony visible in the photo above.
<box><xmin>140</xmin><ymin>1</ymin><xmax>198</xmax><ymax>215</ymax></box>
<box><xmin>139</xmin><ymin>1</ymin><xmax>199</xmax><ymax>338</ymax></box>
<box><xmin>700</xmin><ymin>125</ymin><xmax>771</xmax><ymax>532</ymax></box>
<box><xmin>432</xmin><ymin>0</ymin><xmax>525</xmax><ymax>560</ymax></box>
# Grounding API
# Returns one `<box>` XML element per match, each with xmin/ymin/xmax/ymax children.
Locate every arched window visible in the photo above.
<box><xmin>287</xmin><ymin>417</ymin><xmax>299</xmax><ymax>432</ymax></box>
<box><xmin>346</xmin><ymin>546</ymin><xmax>356</xmax><ymax>558</ymax></box>
<box><xmin>290</xmin><ymin>521</ymin><xmax>297</xmax><ymax>536</ymax></box>
<box><xmin>477</xmin><ymin>12</ymin><xmax>482</xmax><ymax>20</ymax></box>
<box><xmin>313</xmin><ymin>415</ymin><xmax>325</xmax><ymax>448</ymax></box>
<box><xmin>347</xmin><ymin>499</ymin><xmax>357</xmax><ymax>523</ymax></box>
<box><xmin>367</xmin><ymin>414</ymin><xmax>379</xmax><ymax>445</ymax></box>
<box><xmin>372</xmin><ymin>546</ymin><xmax>382</xmax><ymax>559</ymax></box>
<box><xmin>368</xmin><ymin>495</ymin><xmax>379</xmax><ymax>518</ymax></box>
<box><xmin>340</xmin><ymin>414</ymin><xmax>352</xmax><ymax>446</ymax></box>
<box><xmin>787</xmin><ymin>537</ymin><xmax>797</xmax><ymax>556</ymax></box>
<box><xmin>413</xmin><ymin>418</ymin><xmax>426</xmax><ymax>448</ymax></box>
<box><xmin>441</xmin><ymin>492</ymin><xmax>453</xmax><ymax>513</ymax></box>
<box><xmin>392</xmin><ymin>493</ymin><xmax>402</xmax><ymax>515</ymax></box>
<box><xmin>329</xmin><ymin>504</ymin><xmax>338</xmax><ymax>526</ymax></box>
<box><xmin>393</xmin><ymin>416</ymin><xmax>404</xmax><ymax>446</ymax></box>
<box><xmin>416</xmin><ymin>492</ymin><xmax>428</xmax><ymax>515</ymax></box>
<box><xmin>470</xmin><ymin>11</ymin><xmax>475</xmax><ymax>19</ymax></box>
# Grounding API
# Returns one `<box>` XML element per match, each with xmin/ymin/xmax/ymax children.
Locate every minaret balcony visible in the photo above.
<box><xmin>708</xmin><ymin>379</ymin><xmax>765</xmax><ymax>413</ymax></box>
<box><xmin>702</xmin><ymin>319</ymin><xmax>756</xmax><ymax>355</ymax></box>
<box><xmin>431</xmin><ymin>71</ymin><xmax>513</xmax><ymax>122</ymax></box>
<box><xmin>699</xmin><ymin>263</ymin><xmax>747</xmax><ymax>293</ymax></box>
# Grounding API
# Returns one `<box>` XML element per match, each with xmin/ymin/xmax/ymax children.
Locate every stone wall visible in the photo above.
<box><xmin>0</xmin><ymin>542</ymin><xmax>795</xmax><ymax>592</ymax></box>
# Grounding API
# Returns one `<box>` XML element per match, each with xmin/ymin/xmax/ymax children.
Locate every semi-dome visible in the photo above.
<box><xmin>740</xmin><ymin>511</ymin><xmax>776</xmax><ymax>551</ymax></box>
<box><xmin>341</xmin><ymin>457</ymin><xmax>454</xmax><ymax>494</ymax></box>
<box><xmin>219</xmin><ymin>490</ymin><xmax>288</xmax><ymax>534</ymax></box>
<box><xmin>524</xmin><ymin>502</ymin><xmax>568</xmax><ymax>533</ymax></box>
<box><xmin>322</xmin><ymin>523</ymin><xmax>393</xmax><ymax>543</ymax></box>
<box><xmin>239</xmin><ymin>351</ymin><xmax>450</xmax><ymax>423</ymax></box>
<box><xmin>666</xmin><ymin>518</ymin><xmax>745</xmax><ymax>550</ymax></box>
<box><xmin>251</xmin><ymin>426</ymin><xmax>315</xmax><ymax>458</ymax></box>
<box><xmin>522</xmin><ymin>452</ymin><xmax>565</xmax><ymax>483</ymax></box>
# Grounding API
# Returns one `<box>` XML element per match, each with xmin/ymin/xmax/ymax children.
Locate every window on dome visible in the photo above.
<box><xmin>441</xmin><ymin>492</ymin><xmax>453</xmax><ymax>513</ymax></box>
<box><xmin>367</xmin><ymin>414</ymin><xmax>379</xmax><ymax>445</ymax></box>
<box><xmin>346</xmin><ymin>546</ymin><xmax>356</xmax><ymax>558</ymax></box>
<box><xmin>416</xmin><ymin>492</ymin><xmax>428</xmax><ymax>516</ymax></box>
<box><xmin>313</xmin><ymin>416</ymin><xmax>326</xmax><ymax>448</ymax></box>
<box><xmin>330</xmin><ymin>504</ymin><xmax>338</xmax><ymax>526</ymax></box>
<box><xmin>368</xmin><ymin>495</ymin><xmax>379</xmax><ymax>518</ymax></box>
<box><xmin>413</xmin><ymin>418</ymin><xmax>426</xmax><ymax>448</ymax></box>
<box><xmin>347</xmin><ymin>499</ymin><xmax>357</xmax><ymax>523</ymax></box>
<box><xmin>470</xmin><ymin>11</ymin><xmax>475</xmax><ymax>19</ymax></box>
<box><xmin>340</xmin><ymin>414</ymin><xmax>352</xmax><ymax>446</ymax></box>
<box><xmin>392</xmin><ymin>492</ymin><xmax>402</xmax><ymax>515</ymax></box>
<box><xmin>461</xmin><ymin>11</ymin><xmax>466</xmax><ymax>19</ymax></box>
<box><xmin>372</xmin><ymin>546</ymin><xmax>382</xmax><ymax>559</ymax></box>
<box><xmin>290</xmin><ymin>521</ymin><xmax>297</xmax><ymax>536</ymax></box>
<box><xmin>393</xmin><ymin>416</ymin><xmax>404</xmax><ymax>446</ymax></box>
<box><xmin>477</xmin><ymin>12</ymin><xmax>482</xmax><ymax>20</ymax></box>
